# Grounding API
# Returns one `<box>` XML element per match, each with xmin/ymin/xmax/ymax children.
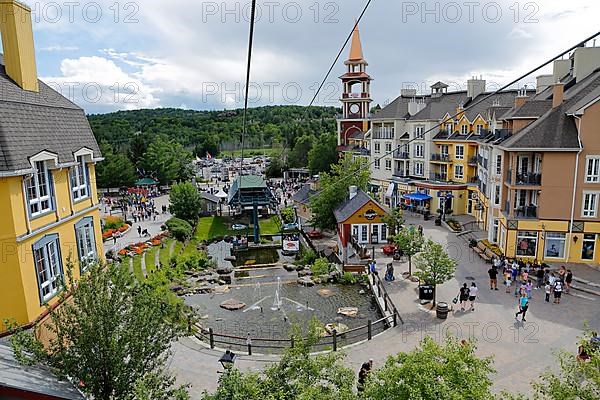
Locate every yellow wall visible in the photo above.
<box><xmin>343</xmin><ymin>200</ymin><xmax>388</xmax><ymax>225</ymax></box>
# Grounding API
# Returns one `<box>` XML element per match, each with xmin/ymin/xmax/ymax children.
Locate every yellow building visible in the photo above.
<box><xmin>0</xmin><ymin>0</ymin><xmax>103</xmax><ymax>333</ymax></box>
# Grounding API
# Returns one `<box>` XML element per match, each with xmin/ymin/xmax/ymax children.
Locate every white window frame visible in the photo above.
<box><xmin>374</xmin><ymin>159</ymin><xmax>380</xmax><ymax>169</ymax></box>
<box><xmin>414</xmin><ymin>144</ymin><xmax>424</xmax><ymax>158</ymax></box>
<box><xmin>75</xmin><ymin>217</ymin><xmax>97</xmax><ymax>271</ymax></box>
<box><xmin>385</xmin><ymin>159</ymin><xmax>392</xmax><ymax>171</ymax></box>
<box><xmin>516</xmin><ymin>231</ymin><xmax>538</xmax><ymax>257</ymax></box>
<box><xmin>25</xmin><ymin>161</ymin><xmax>53</xmax><ymax>218</ymax></box>
<box><xmin>455</xmin><ymin>145</ymin><xmax>465</xmax><ymax>160</ymax></box>
<box><xmin>476</xmin><ymin>124</ymin><xmax>484</xmax><ymax>134</ymax></box>
<box><xmin>445</xmin><ymin>122</ymin><xmax>453</xmax><ymax>134</ymax></box>
<box><xmin>33</xmin><ymin>234</ymin><xmax>63</xmax><ymax>302</ymax></box>
<box><xmin>70</xmin><ymin>156</ymin><xmax>90</xmax><ymax>202</ymax></box>
<box><xmin>414</xmin><ymin>162</ymin><xmax>424</xmax><ymax>176</ymax></box>
<box><xmin>585</xmin><ymin>156</ymin><xmax>600</xmax><ymax>183</ymax></box>
<box><xmin>454</xmin><ymin>165</ymin><xmax>464</xmax><ymax>180</ymax></box>
<box><xmin>374</xmin><ymin>142</ymin><xmax>380</xmax><ymax>154</ymax></box>
<box><xmin>461</xmin><ymin>124</ymin><xmax>469</xmax><ymax>135</ymax></box>
<box><xmin>415</xmin><ymin>125</ymin><xmax>425</xmax><ymax>139</ymax></box>
<box><xmin>494</xmin><ymin>185</ymin><xmax>501</xmax><ymax>205</ymax></box>
<box><xmin>385</xmin><ymin>142</ymin><xmax>392</xmax><ymax>153</ymax></box>
<box><xmin>582</xmin><ymin>191</ymin><xmax>599</xmax><ymax>218</ymax></box>
<box><xmin>544</xmin><ymin>232</ymin><xmax>566</xmax><ymax>259</ymax></box>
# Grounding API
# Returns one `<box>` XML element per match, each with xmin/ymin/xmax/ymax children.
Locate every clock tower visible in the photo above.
<box><xmin>337</xmin><ymin>23</ymin><xmax>372</xmax><ymax>149</ymax></box>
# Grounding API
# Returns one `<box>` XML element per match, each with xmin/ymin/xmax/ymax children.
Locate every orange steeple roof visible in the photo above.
<box><xmin>348</xmin><ymin>23</ymin><xmax>365</xmax><ymax>62</ymax></box>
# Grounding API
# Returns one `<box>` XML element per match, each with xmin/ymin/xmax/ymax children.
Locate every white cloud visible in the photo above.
<box><xmin>40</xmin><ymin>45</ymin><xmax>79</xmax><ymax>52</ymax></box>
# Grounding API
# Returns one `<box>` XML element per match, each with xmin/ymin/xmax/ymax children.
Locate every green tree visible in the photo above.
<box><xmin>288</xmin><ymin>134</ymin><xmax>315</xmax><ymax>168</ymax></box>
<box><xmin>9</xmin><ymin>262</ymin><xmax>189</xmax><ymax>400</ymax></box>
<box><xmin>96</xmin><ymin>141</ymin><xmax>137</xmax><ymax>188</ymax></box>
<box><xmin>363</xmin><ymin>336</ymin><xmax>495</xmax><ymax>400</ymax></box>
<box><xmin>142</xmin><ymin>136</ymin><xmax>192</xmax><ymax>185</ymax></box>
<box><xmin>169</xmin><ymin>182</ymin><xmax>203</xmax><ymax>224</ymax></box>
<box><xmin>203</xmin><ymin>319</ymin><xmax>356</xmax><ymax>400</ymax></box>
<box><xmin>308</xmin><ymin>133</ymin><xmax>338</xmax><ymax>174</ymax></box>
<box><xmin>393</xmin><ymin>226</ymin><xmax>424</xmax><ymax>276</ymax></box>
<box><xmin>412</xmin><ymin>239</ymin><xmax>457</xmax><ymax>305</ymax></box>
<box><xmin>309</xmin><ymin>155</ymin><xmax>370</xmax><ymax>230</ymax></box>
<box><xmin>381</xmin><ymin>207</ymin><xmax>405</xmax><ymax>238</ymax></box>
<box><xmin>266</xmin><ymin>156</ymin><xmax>285</xmax><ymax>179</ymax></box>
<box><xmin>531</xmin><ymin>327</ymin><xmax>600</xmax><ymax>400</ymax></box>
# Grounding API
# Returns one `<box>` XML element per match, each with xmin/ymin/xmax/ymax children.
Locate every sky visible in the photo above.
<box><xmin>5</xmin><ymin>0</ymin><xmax>599</xmax><ymax>114</ymax></box>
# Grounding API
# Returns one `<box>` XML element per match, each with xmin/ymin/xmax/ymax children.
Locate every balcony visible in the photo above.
<box><xmin>342</xmin><ymin>92</ymin><xmax>371</xmax><ymax>99</ymax></box>
<box><xmin>429</xmin><ymin>172</ymin><xmax>449</xmax><ymax>182</ymax></box>
<box><xmin>506</xmin><ymin>170</ymin><xmax>542</xmax><ymax>186</ymax></box>
<box><xmin>373</xmin><ymin>127</ymin><xmax>395</xmax><ymax>140</ymax></box>
<box><xmin>467</xmin><ymin>156</ymin><xmax>478</xmax><ymax>166</ymax></box>
<box><xmin>393</xmin><ymin>171</ymin><xmax>409</xmax><ymax>179</ymax></box>
<box><xmin>431</xmin><ymin>154</ymin><xmax>451</xmax><ymax>163</ymax></box>
<box><xmin>469</xmin><ymin>176</ymin><xmax>480</xmax><ymax>184</ymax></box>
<box><xmin>504</xmin><ymin>201</ymin><xmax>538</xmax><ymax>219</ymax></box>
<box><xmin>393</xmin><ymin>150</ymin><xmax>410</xmax><ymax>159</ymax></box>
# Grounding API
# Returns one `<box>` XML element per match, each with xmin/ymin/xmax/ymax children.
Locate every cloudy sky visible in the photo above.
<box><xmin>7</xmin><ymin>0</ymin><xmax>600</xmax><ymax>114</ymax></box>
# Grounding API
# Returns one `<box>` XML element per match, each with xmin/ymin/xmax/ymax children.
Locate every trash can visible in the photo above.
<box><xmin>436</xmin><ymin>302</ymin><xmax>449</xmax><ymax>319</ymax></box>
<box><xmin>419</xmin><ymin>285</ymin><xmax>434</xmax><ymax>301</ymax></box>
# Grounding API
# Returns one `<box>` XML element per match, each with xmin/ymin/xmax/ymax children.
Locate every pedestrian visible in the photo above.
<box><xmin>565</xmin><ymin>269</ymin><xmax>573</xmax><ymax>294</ymax></box>
<box><xmin>137</xmin><ymin>225</ymin><xmax>142</xmax><ymax>237</ymax></box>
<box><xmin>468</xmin><ymin>282</ymin><xmax>478</xmax><ymax>311</ymax></box>
<box><xmin>459</xmin><ymin>283</ymin><xmax>470</xmax><ymax>312</ymax></box>
<box><xmin>515</xmin><ymin>292</ymin><xmax>529</xmax><ymax>322</ymax></box>
<box><xmin>112</xmin><ymin>232</ymin><xmax>117</xmax><ymax>245</ymax></box>
<box><xmin>369</xmin><ymin>260</ymin><xmax>378</xmax><ymax>276</ymax></box>
<box><xmin>505</xmin><ymin>272</ymin><xmax>512</xmax><ymax>294</ymax></box>
<box><xmin>526</xmin><ymin>280</ymin><xmax>533</xmax><ymax>299</ymax></box>
<box><xmin>488</xmin><ymin>265</ymin><xmax>499</xmax><ymax>290</ymax></box>
<box><xmin>544</xmin><ymin>281</ymin><xmax>551</xmax><ymax>302</ymax></box>
<box><xmin>357</xmin><ymin>362</ymin><xmax>371</xmax><ymax>393</ymax></box>
<box><xmin>536</xmin><ymin>267</ymin><xmax>545</xmax><ymax>289</ymax></box>
<box><xmin>553</xmin><ymin>279</ymin><xmax>563</xmax><ymax>304</ymax></box>
<box><xmin>384</xmin><ymin>263</ymin><xmax>395</xmax><ymax>282</ymax></box>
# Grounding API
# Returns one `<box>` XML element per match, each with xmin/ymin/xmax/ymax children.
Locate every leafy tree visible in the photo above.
<box><xmin>266</xmin><ymin>156</ymin><xmax>285</xmax><ymax>179</ymax></box>
<box><xmin>393</xmin><ymin>226</ymin><xmax>424</xmax><ymax>276</ymax></box>
<box><xmin>142</xmin><ymin>136</ymin><xmax>192</xmax><ymax>185</ymax></box>
<box><xmin>309</xmin><ymin>155</ymin><xmax>370</xmax><ymax>230</ymax></box>
<box><xmin>363</xmin><ymin>336</ymin><xmax>495</xmax><ymax>400</ymax></box>
<box><xmin>169</xmin><ymin>182</ymin><xmax>203</xmax><ymax>224</ymax></box>
<box><xmin>531</xmin><ymin>327</ymin><xmax>600</xmax><ymax>400</ymax></box>
<box><xmin>96</xmin><ymin>141</ymin><xmax>137</xmax><ymax>188</ymax></box>
<box><xmin>381</xmin><ymin>207</ymin><xmax>405</xmax><ymax>238</ymax></box>
<box><xmin>280</xmin><ymin>207</ymin><xmax>296</xmax><ymax>224</ymax></box>
<box><xmin>308</xmin><ymin>133</ymin><xmax>338</xmax><ymax>174</ymax></box>
<box><xmin>129</xmin><ymin>132</ymin><xmax>151</xmax><ymax>166</ymax></box>
<box><xmin>288</xmin><ymin>134</ymin><xmax>315</xmax><ymax>168</ymax></box>
<box><xmin>203</xmin><ymin>319</ymin><xmax>356</xmax><ymax>400</ymax></box>
<box><xmin>412</xmin><ymin>239</ymin><xmax>457</xmax><ymax>305</ymax></box>
<box><xmin>9</xmin><ymin>262</ymin><xmax>190</xmax><ymax>400</ymax></box>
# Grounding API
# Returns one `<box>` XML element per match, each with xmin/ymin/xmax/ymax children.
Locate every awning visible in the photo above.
<box><xmin>135</xmin><ymin>177</ymin><xmax>158</xmax><ymax>186</ymax></box>
<box><xmin>215</xmin><ymin>189</ymin><xmax>228</xmax><ymax>199</ymax></box>
<box><xmin>403</xmin><ymin>192</ymin><xmax>432</xmax><ymax>201</ymax></box>
<box><xmin>385</xmin><ymin>183</ymin><xmax>395</xmax><ymax>198</ymax></box>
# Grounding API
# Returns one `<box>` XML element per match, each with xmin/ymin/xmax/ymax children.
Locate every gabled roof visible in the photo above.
<box><xmin>0</xmin><ymin>344</ymin><xmax>85</xmax><ymax>399</ymax></box>
<box><xmin>372</xmin><ymin>95</ymin><xmax>414</xmax><ymax>120</ymax></box>
<box><xmin>503</xmin><ymin>100</ymin><xmax>552</xmax><ymax>120</ymax></box>
<box><xmin>291</xmin><ymin>184</ymin><xmax>315</xmax><ymax>205</ymax></box>
<box><xmin>0</xmin><ymin>55</ymin><xmax>101</xmax><ymax>172</ymax></box>
<box><xmin>333</xmin><ymin>189</ymin><xmax>387</xmax><ymax>223</ymax></box>
<box><xmin>411</xmin><ymin>91</ymin><xmax>468</xmax><ymax>121</ymax></box>
<box><xmin>431</xmin><ymin>81</ymin><xmax>449</xmax><ymax>89</ymax></box>
<box><xmin>200</xmin><ymin>192</ymin><xmax>220</xmax><ymax>203</ymax></box>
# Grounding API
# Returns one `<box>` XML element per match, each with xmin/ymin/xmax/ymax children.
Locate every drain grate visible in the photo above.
<box><xmin>465</xmin><ymin>276</ymin><xmax>476</xmax><ymax>281</ymax></box>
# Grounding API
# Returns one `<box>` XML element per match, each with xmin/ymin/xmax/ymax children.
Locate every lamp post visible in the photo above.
<box><xmin>219</xmin><ymin>350</ymin><xmax>237</xmax><ymax>371</ymax></box>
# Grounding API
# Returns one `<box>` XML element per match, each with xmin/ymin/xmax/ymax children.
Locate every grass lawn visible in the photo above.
<box><xmin>258</xmin><ymin>216</ymin><xmax>281</xmax><ymax>235</ymax></box>
<box><xmin>132</xmin><ymin>255</ymin><xmax>144</xmax><ymax>281</ymax></box>
<box><xmin>159</xmin><ymin>239</ymin><xmax>174</xmax><ymax>267</ymax></box>
<box><xmin>145</xmin><ymin>247</ymin><xmax>158</xmax><ymax>274</ymax></box>
<box><xmin>173</xmin><ymin>240</ymin><xmax>184</xmax><ymax>257</ymax></box>
<box><xmin>195</xmin><ymin>216</ymin><xmax>235</xmax><ymax>241</ymax></box>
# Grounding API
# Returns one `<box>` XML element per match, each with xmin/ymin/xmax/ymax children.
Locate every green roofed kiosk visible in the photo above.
<box><xmin>135</xmin><ymin>177</ymin><xmax>158</xmax><ymax>187</ymax></box>
<box><xmin>228</xmin><ymin>175</ymin><xmax>277</xmax><ymax>243</ymax></box>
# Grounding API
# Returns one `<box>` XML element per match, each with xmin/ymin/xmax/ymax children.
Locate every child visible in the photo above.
<box><xmin>544</xmin><ymin>281</ymin><xmax>551</xmax><ymax>302</ymax></box>
<box><xmin>526</xmin><ymin>280</ymin><xmax>533</xmax><ymax>299</ymax></box>
<box><xmin>505</xmin><ymin>274</ymin><xmax>512</xmax><ymax>293</ymax></box>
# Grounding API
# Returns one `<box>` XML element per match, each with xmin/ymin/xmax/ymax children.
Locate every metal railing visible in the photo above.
<box><xmin>431</xmin><ymin>154</ymin><xmax>451</xmax><ymax>162</ymax></box>
<box><xmin>369</xmin><ymin>270</ymin><xmax>404</xmax><ymax>325</ymax></box>
<box><xmin>429</xmin><ymin>172</ymin><xmax>449</xmax><ymax>182</ymax></box>
<box><xmin>393</xmin><ymin>150</ymin><xmax>410</xmax><ymax>159</ymax></box>
<box><xmin>373</xmin><ymin>127</ymin><xmax>395</xmax><ymax>139</ymax></box>
<box><xmin>468</xmin><ymin>156</ymin><xmax>478</xmax><ymax>165</ymax></box>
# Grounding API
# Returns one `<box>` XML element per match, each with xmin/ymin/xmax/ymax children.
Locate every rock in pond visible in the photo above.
<box><xmin>317</xmin><ymin>288</ymin><xmax>334</xmax><ymax>298</ymax></box>
<box><xmin>283</xmin><ymin>264</ymin><xmax>296</xmax><ymax>272</ymax></box>
<box><xmin>337</xmin><ymin>307</ymin><xmax>359</xmax><ymax>318</ymax></box>
<box><xmin>224</xmin><ymin>256</ymin><xmax>236</xmax><ymax>262</ymax></box>
<box><xmin>324</xmin><ymin>323</ymin><xmax>349</xmax><ymax>335</ymax></box>
<box><xmin>297</xmin><ymin>277</ymin><xmax>315</xmax><ymax>287</ymax></box>
<box><xmin>220</xmin><ymin>299</ymin><xmax>246</xmax><ymax>311</ymax></box>
<box><xmin>213</xmin><ymin>285</ymin><xmax>230</xmax><ymax>295</ymax></box>
<box><xmin>216</xmin><ymin>266</ymin><xmax>233</xmax><ymax>275</ymax></box>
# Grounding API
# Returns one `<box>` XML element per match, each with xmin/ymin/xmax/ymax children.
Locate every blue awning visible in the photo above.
<box><xmin>403</xmin><ymin>192</ymin><xmax>432</xmax><ymax>201</ymax></box>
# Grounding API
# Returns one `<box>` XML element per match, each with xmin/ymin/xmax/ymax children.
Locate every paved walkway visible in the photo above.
<box><xmin>168</xmin><ymin>216</ymin><xmax>600</xmax><ymax>398</ymax></box>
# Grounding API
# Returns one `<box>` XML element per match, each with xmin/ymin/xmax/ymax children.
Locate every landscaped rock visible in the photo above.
<box><xmin>214</xmin><ymin>285</ymin><xmax>230</xmax><ymax>295</ymax></box>
<box><xmin>283</xmin><ymin>264</ymin><xmax>296</xmax><ymax>272</ymax></box>
<box><xmin>324</xmin><ymin>323</ymin><xmax>349</xmax><ymax>335</ymax></box>
<box><xmin>219</xmin><ymin>276</ymin><xmax>232</xmax><ymax>284</ymax></box>
<box><xmin>317</xmin><ymin>288</ymin><xmax>334</xmax><ymax>298</ymax></box>
<box><xmin>224</xmin><ymin>256</ymin><xmax>236</xmax><ymax>262</ymax></box>
<box><xmin>298</xmin><ymin>269</ymin><xmax>313</xmax><ymax>277</ymax></box>
<box><xmin>193</xmin><ymin>285</ymin><xmax>213</xmax><ymax>294</ymax></box>
<box><xmin>359</xmin><ymin>289</ymin><xmax>366</xmax><ymax>295</ymax></box>
<box><xmin>169</xmin><ymin>284</ymin><xmax>185</xmax><ymax>293</ymax></box>
<box><xmin>216</xmin><ymin>265</ymin><xmax>233</xmax><ymax>275</ymax></box>
<box><xmin>337</xmin><ymin>307</ymin><xmax>359</xmax><ymax>318</ymax></box>
<box><xmin>297</xmin><ymin>277</ymin><xmax>315</xmax><ymax>287</ymax></box>
<box><xmin>220</xmin><ymin>299</ymin><xmax>246</xmax><ymax>311</ymax></box>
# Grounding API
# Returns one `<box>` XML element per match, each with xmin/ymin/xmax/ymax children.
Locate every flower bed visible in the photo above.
<box><xmin>481</xmin><ymin>239</ymin><xmax>503</xmax><ymax>256</ymax></box>
<box><xmin>445</xmin><ymin>219</ymin><xmax>463</xmax><ymax>233</ymax></box>
<box><xmin>102</xmin><ymin>216</ymin><xmax>130</xmax><ymax>240</ymax></box>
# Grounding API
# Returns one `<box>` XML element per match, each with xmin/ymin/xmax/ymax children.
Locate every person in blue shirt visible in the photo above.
<box><xmin>515</xmin><ymin>293</ymin><xmax>529</xmax><ymax>322</ymax></box>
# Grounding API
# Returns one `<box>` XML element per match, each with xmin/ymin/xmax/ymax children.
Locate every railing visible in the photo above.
<box><xmin>393</xmin><ymin>171</ymin><xmax>409</xmax><ymax>178</ymax></box>
<box><xmin>468</xmin><ymin>156</ymin><xmax>478</xmax><ymax>166</ymax></box>
<box><xmin>369</xmin><ymin>270</ymin><xmax>404</xmax><ymax>325</ymax></box>
<box><xmin>393</xmin><ymin>150</ymin><xmax>410</xmax><ymax>159</ymax></box>
<box><xmin>505</xmin><ymin>170</ymin><xmax>542</xmax><ymax>186</ymax></box>
<box><xmin>469</xmin><ymin>176</ymin><xmax>480</xmax><ymax>184</ymax></box>
<box><xmin>431</xmin><ymin>154</ymin><xmax>451</xmax><ymax>162</ymax></box>
<box><xmin>429</xmin><ymin>172</ymin><xmax>449</xmax><ymax>182</ymax></box>
<box><xmin>342</xmin><ymin>92</ymin><xmax>370</xmax><ymax>99</ymax></box>
<box><xmin>373</xmin><ymin>127</ymin><xmax>395</xmax><ymax>140</ymax></box>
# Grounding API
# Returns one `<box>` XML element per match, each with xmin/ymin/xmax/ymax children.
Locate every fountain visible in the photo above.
<box><xmin>271</xmin><ymin>277</ymin><xmax>283</xmax><ymax>311</ymax></box>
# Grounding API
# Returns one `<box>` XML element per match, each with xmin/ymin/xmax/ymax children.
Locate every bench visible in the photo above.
<box><xmin>481</xmin><ymin>248</ymin><xmax>495</xmax><ymax>263</ymax></box>
<box><xmin>473</xmin><ymin>241</ymin><xmax>486</xmax><ymax>255</ymax></box>
<box><xmin>343</xmin><ymin>265</ymin><xmax>367</xmax><ymax>274</ymax></box>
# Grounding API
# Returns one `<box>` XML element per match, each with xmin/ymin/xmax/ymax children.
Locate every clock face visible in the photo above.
<box><xmin>350</xmin><ymin>103</ymin><xmax>360</xmax><ymax>114</ymax></box>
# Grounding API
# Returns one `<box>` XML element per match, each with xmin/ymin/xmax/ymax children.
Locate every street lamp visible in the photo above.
<box><xmin>219</xmin><ymin>350</ymin><xmax>237</xmax><ymax>370</ymax></box>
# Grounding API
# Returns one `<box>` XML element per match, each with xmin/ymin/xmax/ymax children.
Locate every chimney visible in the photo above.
<box><xmin>408</xmin><ymin>97</ymin><xmax>426</xmax><ymax>116</ymax></box>
<box><xmin>349</xmin><ymin>186</ymin><xmax>358</xmax><ymax>200</ymax></box>
<box><xmin>401</xmin><ymin>88</ymin><xmax>417</xmax><ymax>97</ymax></box>
<box><xmin>552</xmin><ymin>82</ymin><xmax>564</xmax><ymax>108</ymax></box>
<box><xmin>0</xmin><ymin>0</ymin><xmax>39</xmax><ymax>92</ymax></box>
<box><xmin>572</xmin><ymin>46</ymin><xmax>600</xmax><ymax>82</ymax></box>
<box><xmin>514</xmin><ymin>87</ymin><xmax>529</xmax><ymax>108</ymax></box>
<box><xmin>467</xmin><ymin>76</ymin><xmax>486</xmax><ymax>99</ymax></box>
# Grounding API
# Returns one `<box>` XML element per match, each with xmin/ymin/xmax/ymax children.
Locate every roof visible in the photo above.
<box><xmin>0</xmin><ymin>55</ymin><xmax>102</xmax><ymax>172</ymax></box>
<box><xmin>200</xmin><ymin>192</ymin><xmax>220</xmax><ymax>203</ymax></box>
<box><xmin>291</xmin><ymin>184</ymin><xmax>315</xmax><ymax>205</ymax></box>
<box><xmin>135</xmin><ymin>177</ymin><xmax>158</xmax><ymax>186</ymax></box>
<box><xmin>0</xmin><ymin>344</ymin><xmax>85</xmax><ymax>399</ymax></box>
<box><xmin>411</xmin><ymin>91</ymin><xmax>467</xmax><ymax>121</ymax></box>
<box><xmin>236</xmin><ymin>175</ymin><xmax>268</xmax><ymax>189</ymax></box>
<box><xmin>431</xmin><ymin>81</ymin><xmax>449</xmax><ymax>89</ymax></box>
<box><xmin>372</xmin><ymin>95</ymin><xmax>414</xmax><ymax>119</ymax></box>
<box><xmin>348</xmin><ymin>25</ymin><xmax>365</xmax><ymax>62</ymax></box>
<box><xmin>333</xmin><ymin>189</ymin><xmax>387</xmax><ymax>223</ymax></box>
<box><xmin>503</xmin><ymin>100</ymin><xmax>552</xmax><ymax>119</ymax></box>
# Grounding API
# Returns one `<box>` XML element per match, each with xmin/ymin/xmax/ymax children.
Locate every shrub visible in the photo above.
<box><xmin>104</xmin><ymin>216</ymin><xmax>124</xmax><ymax>231</ymax></box>
<box><xmin>165</xmin><ymin>217</ymin><xmax>193</xmax><ymax>242</ymax></box>
<box><xmin>280</xmin><ymin>207</ymin><xmax>296</xmax><ymax>224</ymax></box>
<box><xmin>296</xmin><ymin>248</ymin><xmax>318</xmax><ymax>266</ymax></box>
<box><xmin>311</xmin><ymin>257</ymin><xmax>330</xmax><ymax>276</ymax></box>
<box><xmin>172</xmin><ymin>251</ymin><xmax>212</xmax><ymax>271</ymax></box>
<box><xmin>339</xmin><ymin>272</ymin><xmax>358</xmax><ymax>285</ymax></box>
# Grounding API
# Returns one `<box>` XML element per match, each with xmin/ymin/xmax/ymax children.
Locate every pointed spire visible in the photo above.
<box><xmin>348</xmin><ymin>22</ymin><xmax>365</xmax><ymax>62</ymax></box>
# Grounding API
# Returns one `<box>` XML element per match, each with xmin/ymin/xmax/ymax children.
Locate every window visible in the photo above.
<box><xmin>414</xmin><ymin>162</ymin><xmax>424</xmax><ymax>176</ymax></box>
<box><xmin>494</xmin><ymin>185</ymin><xmax>501</xmax><ymax>205</ymax></box>
<box><xmin>385</xmin><ymin>142</ymin><xmax>392</xmax><ymax>153</ymax></box>
<box><xmin>381</xmin><ymin>225</ymin><xmax>387</xmax><ymax>241</ymax></box>
<box><xmin>495</xmin><ymin>154</ymin><xmax>502</xmax><ymax>175</ymax></box>
<box><xmin>75</xmin><ymin>217</ymin><xmax>97</xmax><ymax>271</ymax></box>
<box><xmin>445</xmin><ymin>122</ymin><xmax>453</xmax><ymax>133</ymax></box>
<box><xmin>454</xmin><ymin>165</ymin><xmax>464</xmax><ymax>179</ymax></box>
<box><xmin>585</xmin><ymin>157</ymin><xmax>600</xmax><ymax>183</ymax></box>
<box><xmin>455</xmin><ymin>145</ymin><xmax>464</xmax><ymax>160</ymax></box>
<box><xmin>414</xmin><ymin>144</ymin><xmax>424</xmax><ymax>158</ymax></box>
<box><xmin>385</xmin><ymin>159</ymin><xmax>392</xmax><ymax>171</ymax></box>
<box><xmin>415</xmin><ymin>125</ymin><xmax>425</xmax><ymax>139</ymax></box>
<box><xmin>461</xmin><ymin>124</ymin><xmax>469</xmax><ymax>135</ymax></box>
<box><xmin>582</xmin><ymin>234</ymin><xmax>596</xmax><ymax>260</ymax></box>
<box><xmin>374</xmin><ymin>159</ymin><xmax>380</xmax><ymax>169</ymax></box>
<box><xmin>544</xmin><ymin>232</ymin><xmax>566</xmax><ymax>258</ymax></box>
<box><xmin>516</xmin><ymin>231</ymin><xmax>538</xmax><ymax>257</ymax></box>
<box><xmin>374</xmin><ymin>143</ymin><xmax>380</xmax><ymax>154</ymax></box>
<box><xmin>70</xmin><ymin>156</ymin><xmax>89</xmax><ymax>201</ymax></box>
<box><xmin>33</xmin><ymin>234</ymin><xmax>63</xmax><ymax>302</ymax></box>
<box><xmin>582</xmin><ymin>192</ymin><xmax>598</xmax><ymax>217</ymax></box>
<box><xmin>25</xmin><ymin>161</ymin><xmax>53</xmax><ymax>217</ymax></box>
<box><xmin>476</xmin><ymin>124</ymin><xmax>484</xmax><ymax>134</ymax></box>
<box><xmin>361</xmin><ymin>225</ymin><xmax>368</xmax><ymax>242</ymax></box>
<box><xmin>440</xmin><ymin>145</ymin><xmax>449</xmax><ymax>157</ymax></box>
<box><xmin>492</xmin><ymin>219</ymin><xmax>499</xmax><ymax>243</ymax></box>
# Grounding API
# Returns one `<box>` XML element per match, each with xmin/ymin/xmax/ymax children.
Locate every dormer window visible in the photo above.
<box><xmin>25</xmin><ymin>161</ymin><xmax>53</xmax><ymax>217</ymax></box>
<box><xmin>70</xmin><ymin>156</ymin><xmax>89</xmax><ymax>201</ymax></box>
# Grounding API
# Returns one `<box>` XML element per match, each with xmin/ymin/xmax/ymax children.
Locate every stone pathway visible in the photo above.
<box><xmin>169</xmin><ymin>240</ymin><xmax>176</xmax><ymax>258</ymax></box>
<box><xmin>140</xmin><ymin>253</ymin><xmax>147</xmax><ymax>279</ymax></box>
<box><xmin>128</xmin><ymin>257</ymin><xmax>133</xmax><ymax>274</ymax></box>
